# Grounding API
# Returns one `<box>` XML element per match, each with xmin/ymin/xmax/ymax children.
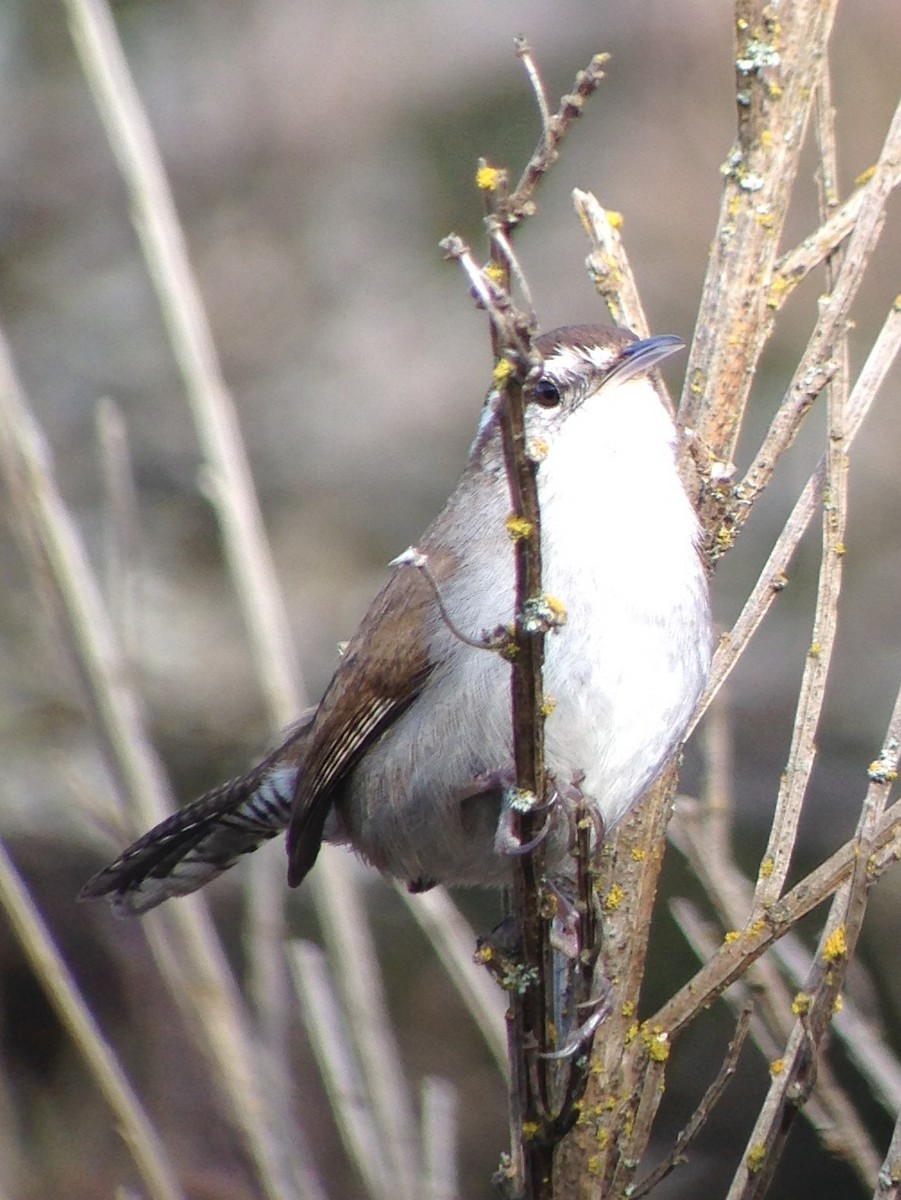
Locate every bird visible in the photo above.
<box><xmin>81</xmin><ymin>324</ymin><xmax>712</xmax><ymax>916</ymax></box>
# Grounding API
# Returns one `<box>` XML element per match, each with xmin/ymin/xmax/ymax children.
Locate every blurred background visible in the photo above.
<box><xmin>1</xmin><ymin>0</ymin><xmax>900</xmax><ymax>1196</ymax></box>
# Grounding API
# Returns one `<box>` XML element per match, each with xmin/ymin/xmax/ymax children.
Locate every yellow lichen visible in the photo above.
<box><xmin>746</xmin><ymin>1143</ymin><xmax>767</xmax><ymax>1173</ymax></box>
<box><xmin>792</xmin><ymin>991</ymin><xmax>811</xmax><ymax>1016</ymax></box>
<box><xmin>724</xmin><ymin>930</ymin><xmax>740</xmax><ymax>945</ymax></box>
<box><xmin>759</xmin><ymin>857</ymin><xmax>775</xmax><ymax>879</ymax></box>
<box><xmin>769</xmin><ymin>1058</ymin><xmax>785</xmax><ymax>1076</ymax></box>
<box><xmin>484</xmin><ymin>261</ymin><xmax>506</xmax><ymax>285</ymax></box>
<box><xmin>476</xmin><ymin>164</ymin><xmax>502</xmax><ymax>191</ymax></box>
<box><xmin>604</xmin><ymin>883</ymin><xmax>625</xmax><ymax>912</ymax></box>
<box><xmin>641</xmin><ymin>1025</ymin><xmax>670</xmax><ymax>1063</ymax></box>
<box><xmin>605</xmin><ymin>210</ymin><xmax>624</xmax><ymax>229</ymax></box>
<box><xmin>854</xmin><ymin>164</ymin><xmax>877</xmax><ymax>187</ymax></box>
<box><xmin>492</xmin><ymin>358</ymin><xmax>513</xmax><ymax>387</ymax></box>
<box><xmin>544</xmin><ymin>595</ymin><xmax>568</xmax><ymax>623</ymax></box>
<box><xmin>822</xmin><ymin>925</ymin><xmax>847</xmax><ymax>963</ymax></box>
<box><xmin>505</xmin><ymin>514</ymin><xmax>533</xmax><ymax>541</ymax></box>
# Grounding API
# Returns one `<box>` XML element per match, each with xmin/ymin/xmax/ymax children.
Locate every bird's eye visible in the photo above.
<box><xmin>533</xmin><ymin>377</ymin><xmax>561</xmax><ymax>407</ymax></box>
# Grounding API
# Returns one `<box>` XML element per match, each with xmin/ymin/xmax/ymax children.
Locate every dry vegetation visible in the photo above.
<box><xmin>1</xmin><ymin>1</ymin><xmax>900</xmax><ymax>1198</ymax></box>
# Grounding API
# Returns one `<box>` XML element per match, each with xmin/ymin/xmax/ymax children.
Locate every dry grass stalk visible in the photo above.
<box><xmin>0</xmin><ymin>836</ymin><xmax>183</xmax><ymax>1200</ymax></box>
<box><xmin>1</xmin><ymin>0</ymin><xmax>900</xmax><ymax>1197</ymax></box>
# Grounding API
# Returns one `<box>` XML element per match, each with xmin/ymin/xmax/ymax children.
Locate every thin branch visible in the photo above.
<box><xmin>312</xmin><ymin>860</ymin><xmax>421</xmax><ymax>1200</ymax></box>
<box><xmin>874</xmin><ymin>1112</ymin><xmax>901</xmax><ymax>1200</ymax></box>
<box><xmin>515</xmin><ymin>37</ymin><xmax>552</xmax><ymax>143</ymax></box>
<box><xmin>502</xmin><ymin>53</ymin><xmax>609</xmax><ymax>228</ymax></box>
<box><xmin>631</xmin><ymin>1002</ymin><xmax>753</xmax><ymax>1200</ymax></box>
<box><xmin>669</xmin><ymin>879</ymin><xmax>884</xmax><ymax>1185</ymax></box>
<box><xmin>734</xmin><ymin>657</ymin><xmax>899</xmax><ymax>1195</ymax></box>
<box><xmin>770</xmin><ymin>162</ymin><xmax>901</xmax><ymax>314</ymax></box>
<box><xmin>400</xmin><ymin>885</ymin><xmax>509</xmax><ymax>1076</ymax></box>
<box><xmin>571</xmin><ymin>188</ymin><xmax>651</xmax><ymax>338</ymax></box>
<box><xmin>690</xmin><ymin>296</ymin><xmax>901</xmax><ymax>733</ymax></box>
<box><xmin>751</xmin><ymin>72</ymin><xmax>851</xmax><ymax>908</ymax></box>
<box><xmin>63</xmin><ymin>0</ymin><xmax>303</xmax><ymax>729</ymax></box>
<box><xmin>679</xmin><ymin>0</ymin><xmax>840</xmax><ymax>461</ymax></box>
<box><xmin>0</xmin><ymin>837</ymin><xmax>184</xmax><ymax>1200</ymax></box>
<box><xmin>652</xmin><ymin>797</ymin><xmax>901</xmax><ymax>1040</ymax></box>
<box><xmin>288</xmin><ymin>941</ymin><xmax>394</xmax><ymax>1200</ymax></box>
<box><xmin>0</xmin><ymin>322</ymin><xmax>320</xmax><ymax>1200</ymax></box>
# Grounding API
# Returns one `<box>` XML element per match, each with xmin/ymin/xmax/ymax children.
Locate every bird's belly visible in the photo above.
<box><xmin>326</xmin><ymin>580</ymin><xmax>709</xmax><ymax>889</ymax></box>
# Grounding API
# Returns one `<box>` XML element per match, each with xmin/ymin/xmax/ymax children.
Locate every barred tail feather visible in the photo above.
<box><xmin>80</xmin><ymin>760</ymin><xmax>298</xmax><ymax>916</ymax></box>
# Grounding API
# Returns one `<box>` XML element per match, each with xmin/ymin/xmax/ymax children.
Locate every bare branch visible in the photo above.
<box><xmin>631</xmin><ymin>1003</ymin><xmax>753</xmax><ymax>1200</ymax></box>
<box><xmin>874</xmin><ymin>1114</ymin><xmax>901</xmax><ymax>1200</ymax></box>
<box><xmin>691</xmin><ymin>297</ymin><xmax>901</xmax><ymax>733</ymax></box>
<box><xmin>0</xmin><ymin>837</ymin><xmax>183</xmax><ymax>1200</ymax></box>
<box><xmin>64</xmin><ymin>0</ymin><xmax>304</xmax><ymax>728</ymax></box>
<box><xmin>288</xmin><ymin>941</ymin><xmax>393</xmax><ymax>1200</ymax></box>
<box><xmin>571</xmin><ymin>189</ymin><xmax>651</xmax><ymax>338</ymax></box>
<box><xmin>680</xmin><ymin>0</ymin><xmax>841</xmax><ymax>461</ymax></box>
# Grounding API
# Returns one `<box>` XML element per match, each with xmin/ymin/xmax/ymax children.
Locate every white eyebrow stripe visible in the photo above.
<box><xmin>542</xmin><ymin>342</ymin><xmax>619</xmax><ymax>380</ymax></box>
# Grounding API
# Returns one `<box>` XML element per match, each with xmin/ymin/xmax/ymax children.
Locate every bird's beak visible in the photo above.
<box><xmin>605</xmin><ymin>334</ymin><xmax>684</xmax><ymax>385</ymax></box>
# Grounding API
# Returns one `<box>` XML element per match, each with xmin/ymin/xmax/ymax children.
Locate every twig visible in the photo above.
<box><xmin>652</xmin><ymin>788</ymin><xmax>901</xmax><ymax>1040</ymax></box>
<box><xmin>690</xmin><ymin>296</ymin><xmax>901</xmax><ymax>734</ymax></box>
<box><xmin>725</xmin><ymin>704</ymin><xmax>896</xmax><ymax>1200</ymax></box>
<box><xmin>502</xmin><ymin>52</ymin><xmax>609</xmax><ymax>228</ymax></box>
<box><xmin>737</xmin><ymin>656</ymin><xmax>900</xmax><ymax>1195</ymax></box>
<box><xmin>63</xmin><ymin>0</ymin><xmax>303</xmax><ymax>729</ymax></box>
<box><xmin>0</xmin><ymin>322</ymin><xmax>320</xmax><ymax>1200</ymax></box>
<box><xmin>631</xmin><ymin>1002</ymin><xmax>753</xmax><ymax>1199</ymax></box>
<box><xmin>312</xmin><ymin>857</ymin><xmax>421</xmax><ymax>1200</ymax></box>
<box><xmin>400</xmin><ymin>885</ymin><xmax>509</xmax><ymax>1076</ymax></box>
<box><xmin>515</xmin><ymin>38</ymin><xmax>552</xmax><ymax>144</ymax></box>
<box><xmin>770</xmin><ymin>162</ymin><xmax>901</xmax><ymax>314</ymax></box>
<box><xmin>679</xmin><ymin>0</ymin><xmax>840</xmax><ymax>464</ymax></box>
<box><xmin>751</xmin><ymin>68</ymin><xmax>851</xmax><ymax>909</ymax></box>
<box><xmin>0</xmin><ymin>836</ymin><xmax>184</xmax><ymax>1200</ymax></box>
<box><xmin>874</xmin><ymin>1113</ymin><xmax>901</xmax><ymax>1199</ymax></box>
<box><xmin>571</xmin><ymin>188</ymin><xmax>651</xmax><ymax>338</ymax></box>
<box><xmin>669</xmin><ymin>886</ymin><xmax>884</xmax><ymax>1185</ymax></box>
<box><xmin>288</xmin><ymin>941</ymin><xmax>393</xmax><ymax>1200</ymax></box>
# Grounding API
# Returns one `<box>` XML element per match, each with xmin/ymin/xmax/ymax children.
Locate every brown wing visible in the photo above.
<box><xmin>286</xmin><ymin>545</ymin><xmax>453</xmax><ymax>886</ymax></box>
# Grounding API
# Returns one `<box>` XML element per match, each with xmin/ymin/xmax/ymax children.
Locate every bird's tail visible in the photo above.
<box><xmin>80</xmin><ymin>721</ymin><xmax>312</xmax><ymax>916</ymax></box>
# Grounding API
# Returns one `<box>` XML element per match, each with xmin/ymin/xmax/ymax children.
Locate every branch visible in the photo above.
<box><xmin>631</xmin><ymin>1003</ymin><xmax>753</xmax><ymax>1199</ymax></box>
<box><xmin>679</xmin><ymin>0</ymin><xmax>841</xmax><ymax>463</ymax></box>
<box><xmin>690</xmin><ymin>296</ymin><xmax>901</xmax><ymax>734</ymax></box>
<box><xmin>654</xmin><ymin>737</ymin><xmax>901</xmax><ymax>1043</ymax></box>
